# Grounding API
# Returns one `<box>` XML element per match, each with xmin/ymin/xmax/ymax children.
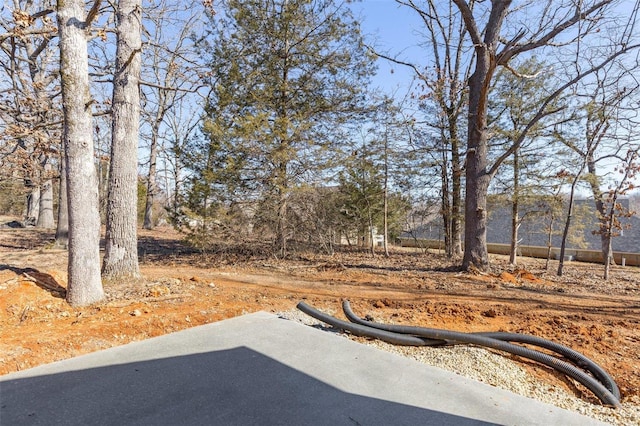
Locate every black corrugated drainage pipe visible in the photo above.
<box><xmin>296</xmin><ymin>301</ymin><xmax>621</xmax><ymax>408</ymax></box>
<box><xmin>296</xmin><ymin>301</ymin><xmax>443</xmax><ymax>346</ymax></box>
<box><xmin>342</xmin><ymin>300</ymin><xmax>621</xmax><ymax>401</ymax></box>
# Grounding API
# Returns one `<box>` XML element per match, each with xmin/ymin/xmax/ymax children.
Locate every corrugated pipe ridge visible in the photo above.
<box><xmin>296</xmin><ymin>300</ymin><xmax>621</xmax><ymax>408</ymax></box>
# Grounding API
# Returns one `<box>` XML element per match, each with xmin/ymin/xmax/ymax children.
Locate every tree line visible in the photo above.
<box><xmin>1</xmin><ymin>0</ymin><xmax>639</xmax><ymax>305</ymax></box>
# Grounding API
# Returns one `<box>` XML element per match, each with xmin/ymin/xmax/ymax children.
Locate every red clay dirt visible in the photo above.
<box><xmin>1</xmin><ymin>224</ymin><xmax>639</xmax><ymax>408</ymax></box>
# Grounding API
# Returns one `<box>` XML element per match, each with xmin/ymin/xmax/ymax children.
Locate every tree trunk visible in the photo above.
<box><xmin>102</xmin><ymin>0</ymin><xmax>142</xmax><ymax>279</ymax></box>
<box><xmin>37</xmin><ymin>179</ymin><xmax>55</xmax><ymax>229</ymax></box>
<box><xmin>557</xmin><ymin>174</ymin><xmax>581</xmax><ymax>276</ymax></box>
<box><xmin>143</xmin><ymin>108</ymin><xmax>163</xmax><ymax>230</ymax></box>
<box><xmin>603</xmin><ymin>236</ymin><xmax>613</xmax><ymax>279</ymax></box>
<box><xmin>274</xmin><ymin>155</ymin><xmax>289</xmax><ymax>257</ymax></box>
<box><xmin>449</xmin><ymin>119</ymin><xmax>463</xmax><ymax>257</ymax></box>
<box><xmin>586</xmin><ymin>157</ymin><xmax>614</xmax><ymax>265</ymax></box>
<box><xmin>462</xmin><ymin>48</ymin><xmax>494</xmax><ymax>270</ymax></box>
<box><xmin>26</xmin><ymin>185</ymin><xmax>40</xmax><ymax>225</ymax></box>
<box><xmin>383</xmin><ymin>134</ymin><xmax>389</xmax><ymax>257</ymax></box>
<box><xmin>440</xmin><ymin>123</ymin><xmax>463</xmax><ymax>258</ymax></box>
<box><xmin>440</xmin><ymin>153</ymin><xmax>452</xmax><ymax>256</ymax></box>
<box><xmin>143</xmin><ymin>140</ymin><xmax>158</xmax><ymax>230</ymax></box>
<box><xmin>97</xmin><ymin>157</ymin><xmax>109</xmax><ymax>217</ymax></box>
<box><xmin>55</xmin><ymin>152</ymin><xmax>69</xmax><ymax>248</ymax></box>
<box><xmin>172</xmin><ymin>149</ymin><xmax>182</xmax><ymax>216</ymax></box>
<box><xmin>454</xmin><ymin>0</ymin><xmax>512</xmax><ymax>271</ymax></box>
<box><xmin>509</xmin><ymin>151</ymin><xmax>520</xmax><ymax>265</ymax></box>
<box><xmin>37</xmin><ymin>159</ymin><xmax>55</xmax><ymax>229</ymax></box>
<box><xmin>601</xmin><ymin>181</ymin><xmax>624</xmax><ymax>280</ymax></box>
<box><xmin>368</xmin><ymin>214</ymin><xmax>375</xmax><ymax>256</ymax></box>
<box><xmin>509</xmin><ymin>201</ymin><xmax>519</xmax><ymax>265</ymax></box>
<box><xmin>57</xmin><ymin>0</ymin><xmax>104</xmax><ymax>306</ymax></box>
<box><xmin>463</xmin><ymin>163</ymin><xmax>491</xmax><ymax>270</ymax></box>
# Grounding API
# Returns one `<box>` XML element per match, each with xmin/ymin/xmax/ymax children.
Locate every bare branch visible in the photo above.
<box><xmin>502</xmin><ymin>63</ymin><xmax>545</xmax><ymax>79</ymax></box>
<box><xmin>497</xmin><ymin>1</ymin><xmax>614</xmax><ymax>65</ymax></box>
<box><xmin>489</xmin><ymin>42</ymin><xmax>640</xmax><ymax>177</ymax></box>
<box><xmin>139</xmin><ymin>79</ymin><xmax>206</xmax><ymax>93</ymax></box>
<box><xmin>364</xmin><ymin>44</ymin><xmax>425</xmax><ymax>80</ymax></box>
<box><xmin>451</xmin><ymin>0</ymin><xmax>482</xmax><ymax>46</ymax></box>
<box><xmin>85</xmin><ymin>0</ymin><xmax>103</xmax><ymax>29</ymax></box>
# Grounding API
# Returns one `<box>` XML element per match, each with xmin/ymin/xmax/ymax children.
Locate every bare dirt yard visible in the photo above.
<box><xmin>1</xmin><ymin>221</ymin><xmax>639</xmax><ymax>420</ymax></box>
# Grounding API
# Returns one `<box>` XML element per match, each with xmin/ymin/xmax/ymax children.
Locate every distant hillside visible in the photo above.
<box><xmin>487</xmin><ymin>199</ymin><xmax>639</xmax><ymax>253</ymax></box>
<box><xmin>404</xmin><ymin>198</ymin><xmax>639</xmax><ymax>253</ymax></box>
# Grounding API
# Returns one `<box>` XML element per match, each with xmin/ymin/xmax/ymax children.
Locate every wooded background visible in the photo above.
<box><xmin>1</xmin><ymin>0</ymin><xmax>639</xmax><ymax>304</ymax></box>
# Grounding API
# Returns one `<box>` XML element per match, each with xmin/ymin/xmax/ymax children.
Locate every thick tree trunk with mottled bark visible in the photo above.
<box><xmin>25</xmin><ymin>185</ymin><xmax>40</xmax><ymax>224</ymax></box>
<box><xmin>452</xmin><ymin>0</ymin><xmax>627</xmax><ymax>272</ymax></box>
<box><xmin>57</xmin><ymin>0</ymin><xmax>104</xmax><ymax>306</ymax></box>
<box><xmin>37</xmin><ymin>179</ymin><xmax>54</xmax><ymax>228</ymax></box>
<box><xmin>54</xmin><ymin>152</ymin><xmax>69</xmax><ymax>248</ymax></box>
<box><xmin>102</xmin><ymin>0</ymin><xmax>142</xmax><ymax>279</ymax></box>
<box><xmin>37</xmin><ymin>159</ymin><xmax>55</xmax><ymax>229</ymax></box>
<box><xmin>454</xmin><ymin>0</ymin><xmax>510</xmax><ymax>271</ymax></box>
<box><xmin>462</xmin><ymin>46</ymin><xmax>495</xmax><ymax>270</ymax></box>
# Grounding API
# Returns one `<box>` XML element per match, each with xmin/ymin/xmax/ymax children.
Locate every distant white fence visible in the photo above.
<box><xmin>398</xmin><ymin>238</ymin><xmax>640</xmax><ymax>267</ymax></box>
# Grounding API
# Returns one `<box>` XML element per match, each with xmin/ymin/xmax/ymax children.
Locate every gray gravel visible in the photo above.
<box><xmin>278</xmin><ymin>309</ymin><xmax>640</xmax><ymax>426</ymax></box>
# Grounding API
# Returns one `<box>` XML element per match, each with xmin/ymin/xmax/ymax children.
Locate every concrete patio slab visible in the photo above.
<box><xmin>0</xmin><ymin>311</ymin><xmax>606</xmax><ymax>425</ymax></box>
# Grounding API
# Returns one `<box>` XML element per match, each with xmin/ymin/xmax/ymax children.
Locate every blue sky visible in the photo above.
<box><xmin>351</xmin><ymin>1</ymin><xmax>426</xmax><ymax>95</ymax></box>
<box><xmin>349</xmin><ymin>1</ymin><xmax>640</xmax><ymax>195</ymax></box>
<box><xmin>354</xmin><ymin>1</ymin><xmax>640</xmax><ymax>94</ymax></box>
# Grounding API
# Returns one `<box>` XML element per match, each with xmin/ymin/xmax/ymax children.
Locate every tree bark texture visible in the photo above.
<box><xmin>462</xmin><ymin>46</ymin><xmax>494</xmax><ymax>270</ymax></box>
<box><xmin>57</xmin><ymin>0</ymin><xmax>104</xmax><ymax>306</ymax></box>
<box><xmin>557</xmin><ymin>164</ymin><xmax>586</xmax><ymax>276</ymax></box>
<box><xmin>143</xmin><ymin>87</ymin><xmax>168</xmax><ymax>230</ymax></box>
<box><xmin>37</xmin><ymin>178</ymin><xmax>55</xmax><ymax>229</ymax></box>
<box><xmin>37</xmin><ymin>159</ymin><xmax>55</xmax><ymax>229</ymax></box>
<box><xmin>440</xmin><ymin>142</ymin><xmax>452</xmax><ymax>256</ymax></box>
<box><xmin>450</xmin><ymin>127</ymin><xmax>463</xmax><ymax>257</ymax></box>
<box><xmin>586</xmin><ymin>157</ymin><xmax>614</xmax><ymax>264</ymax></box>
<box><xmin>102</xmin><ymin>0</ymin><xmax>142</xmax><ymax>278</ymax></box>
<box><xmin>142</xmin><ymin>130</ymin><xmax>158</xmax><ymax>230</ymax></box>
<box><xmin>55</xmin><ymin>150</ymin><xmax>69</xmax><ymax>248</ymax></box>
<box><xmin>453</xmin><ymin>0</ymin><xmax>628</xmax><ymax>272</ymax></box>
<box><xmin>26</xmin><ymin>185</ymin><xmax>40</xmax><ymax>224</ymax></box>
<box><xmin>455</xmin><ymin>0</ymin><xmax>511</xmax><ymax>270</ymax></box>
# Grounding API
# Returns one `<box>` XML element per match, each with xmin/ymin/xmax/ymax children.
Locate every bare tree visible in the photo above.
<box><xmin>549</xmin><ymin>57</ymin><xmax>640</xmax><ymax>275</ymax></box>
<box><xmin>372</xmin><ymin>96</ymin><xmax>415</xmax><ymax>257</ymax></box>
<box><xmin>57</xmin><ymin>0</ymin><xmax>104</xmax><ymax>305</ymax></box>
<box><xmin>379</xmin><ymin>0</ymin><xmax>470</xmax><ymax>257</ymax></box>
<box><xmin>0</xmin><ymin>1</ymin><xmax>61</xmax><ymax>229</ymax></box>
<box><xmin>556</xmin><ymin>165</ymin><xmax>587</xmax><ymax>277</ymax></box>
<box><xmin>161</xmin><ymin>95</ymin><xmax>201</xmax><ymax>218</ymax></box>
<box><xmin>140</xmin><ymin>2</ymin><xmax>203</xmax><ymax>229</ymax></box>
<box><xmin>452</xmin><ymin>0</ymin><xmax>640</xmax><ymax>271</ymax></box>
<box><xmin>600</xmin><ymin>149</ymin><xmax>639</xmax><ymax>279</ymax></box>
<box><xmin>579</xmin><ymin>67</ymin><xmax>639</xmax><ymax>264</ymax></box>
<box><xmin>489</xmin><ymin>58</ymin><xmax>565</xmax><ymax>265</ymax></box>
<box><xmin>102</xmin><ymin>0</ymin><xmax>142</xmax><ymax>279</ymax></box>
